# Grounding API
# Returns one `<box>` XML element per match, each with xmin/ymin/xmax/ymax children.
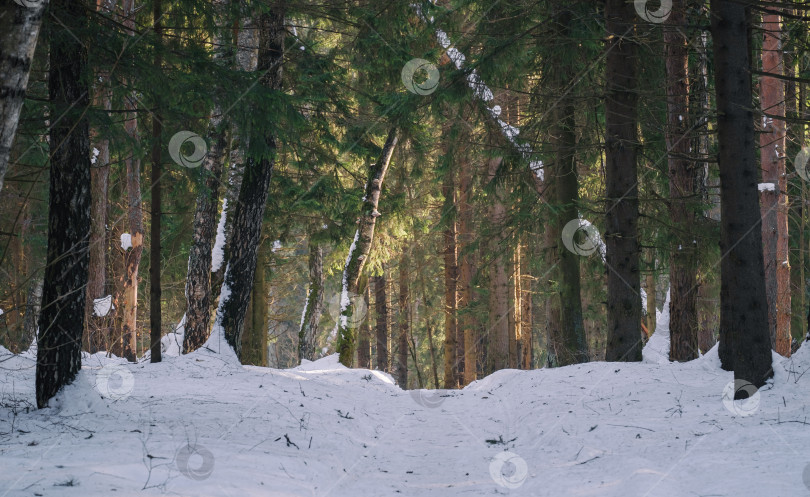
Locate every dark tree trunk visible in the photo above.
<box><xmin>666</xmin><ymin>0</ymin><xmax>699</xmax><ymax>362</ymax></box>
<box><xmin>458</xmin><ymin>151</ymin><xmax>476</xmax><ymax>384</ymax></box>
<box><xmin>241</xmin><ymin>238</ymin><xmax>269</xmax><ymax>366</ymax></box>
<box><xmin>298</xmin><ymin>241</ymin><xmax>323</xmax><ymax>362</ymax></box>
<box><xmin>485</xmin><ymin>157</ymin><xmax>509</xmax><ymax>374</ymax></box>
<box><xmin>183</xmin><ymin>111</ymin><xmax>227</xmax><ymax>354</ymax></box>
<box><xmin>711</xmin><ymin>0</ymin><xmax>773</xmax><ymax>388</ymax></box>
<box><xmin>23</xmin><ymin>278</ymin><xmax>43</xmax><ymax>351</ymax></box>
<box><xmin>373</xmin><ymin>273</ymin><xmax>388</xmax><ymax>372</ymax></box>
<box><xmin>396</xmin><ymin>254</ymin><xmax>409</xmax><ymax>387</ymax></box>
<box><xmin>218</xmin><ymin>6</ymin><xmax>284</xmax><ymax>359</ymax></box>
<box><xmin>335</xmin><ymin>128</ymin><xmax>399</xmax><ymax>366</ymax></box>
<box><xmin>357</xmin><ymin>280</ymin><xmax>371</xmax><ymax>368</ymax></box>
<box><xmin>604</xmin><ymin>0</ymin><xmax>642</xmax><ymax>362</ymax></box>
<box><xmin>36</xmin><ymin>0</ymin><xmax>91</xmax><ymax>408</ymax></box>
<box><xmin>441</xmin><ymin>168</ymin><xmax>458</xmax><ymax>387</ymax></box>
<box><xmin>148</xmin><ymin>0</ymin><xmax>163</xmax><ymax>363</ymax></box>
<box><xmin>0</xmin><ymin>0</ymin><xmax>47</xmax><ymax>192</ymax></box>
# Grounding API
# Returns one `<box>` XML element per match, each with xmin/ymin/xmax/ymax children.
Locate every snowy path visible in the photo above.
<box><xmin>1</xmin><ymin>343</ymin><xmax>810</xmax><ymax>496</ymax></box>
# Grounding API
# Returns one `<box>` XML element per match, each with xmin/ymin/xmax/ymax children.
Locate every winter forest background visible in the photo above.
<box><xmin>2</xmin><ymin>0</ymin><xmax>810</xmax><ymax>495</ymax></box>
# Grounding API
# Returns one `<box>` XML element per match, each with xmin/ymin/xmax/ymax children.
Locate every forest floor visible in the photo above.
<box><xmin>2</xmin><ymin>320</ymin><xmax>810</xmax><ymax>496</ymax></box>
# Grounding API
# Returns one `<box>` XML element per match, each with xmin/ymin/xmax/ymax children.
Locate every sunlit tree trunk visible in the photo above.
<box><xmin>298</xmin><ymin>241</ymin><xmax>323</xmax><ymax>362</ymax></box>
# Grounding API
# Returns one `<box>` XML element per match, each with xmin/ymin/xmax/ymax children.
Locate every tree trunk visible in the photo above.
<box><xmin>711</xmin><ymin>0</ymin><xmax>773</xmax><ymax>388</ymax></box>
<box><xmin>298</xmin><ymin>241</ymin><xmax>323</xmax><ymax>362</ymax></box>
<box><xmin>36</xmin><ymin>0</ymin><xmax>91</xmax><ymax>407</ymax></box>
<box><xmin>357</xmin><ymin>279</ymin><xmax>371</xmax><ymax>368</ymax></box>
<box><xmin>0</xmin><ymin>0</ymin><xmax>47</xmax><ymax>192</ymax></box>
<box><xmin>604</xmin><ymin>0</ymin><xmax>642</xmax><ymax>362</ymax></box>
<box><xmin>396</xmin><ymin>254</ymin><xmax>409</xmax><ymax>386</ymax></box>
<box><xmin>426</xmin><ymin>322</ymin><xmax>440</xmax><ymax>388</ymax></box>
<box><xmin>241</xmin><ymin>239</ymin><xmax>269</xmax><ymax>366</ymax></box>
<box><xmin>520</xmin><ymin>241</ymin><xmax>532</xmax><ymax>369</ymax></box>
<box><xmin>149</xmin><ymin>0</ymin><xmax>163</xmax><ymax>363</ymax></box>
<box><xmin>544</xmin><ymin>155</ymin><xmax>562</xmax><ymax>368</ymax></box>
<box><xmin>666</xmin><ymin>0</ymin><xmax>699</xmax><ymax>362</ymax></box>
<box><xmin>335</xmin><ymin>128</ymin><xmax>399</xmax><ymax>366</ymax></box>
<box><xmin>485</xmin><ymin>157</ymin><xmax>509</xmax><ymax>374</ymax></box>
<box><xmin>759</xmin><ymin>11</ymin><xmax>791</xmax><ymax>357</ymax></box>
<box><xmin>22</xmin><ymin>278</ymin><xmax>43</xmax><ymax>352</ymax></box>
<box><xmin>508</xmin><ymin>245</ymin><xmax>519</xmax><ymax>369</ymax></box>
<box><xmin>373</xmin><ymin>273</ymin><xmax>388</xmax><ymax>372</ymax></box>
<box><xmin>646</xmin><ymin>253</ymin><xmax>656</xmax><ymax>335</ymax></box>
<box><xmin>442</xmin><ymin>168</ymin><xmax>458</xmax><ymax>387</ymax></box>
<box><xmin>217</xmin><ymin>5</ymin><xmax>285</xmax><ymax>359</ymax></box>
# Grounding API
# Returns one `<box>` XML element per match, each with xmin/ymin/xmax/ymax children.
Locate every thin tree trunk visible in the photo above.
<box><xmin>426</xmin><ymin>322</ymin><xmax>440</xmax><ymax>388</ymax></box>
<box><xmin>396</xmin><ymin>253</ymin><xmax>409</xmax><ymax>386</ymax></box>
<box><xmin>357</xmin><ymin>279</ymin><xmax>371</xmax><ymax>368</ymax></box>
<box><xmin>373</xmin><ymin>273</ymin><xmax>388</xmax><ymax>372</ymax></box>
<box><xmin>442</xmin><ymin>167</ymin><xmax>458</xmax><ymax>387</ymax></box>
<box><xmin>508</xmin><ymin>245</ymin><xmax>519</xmax><ymax>369</ymax></box>
<box><xmin>36</xmin><ymin>0</ymin><xmax>91</xmax><ymax>407</ymax></box>
<box><xmin>646</xmin><ymin>253</ymin><xmax>656</xmax><ymax>335</ymax></box>
<box><xmin>335</xmin><ymin>128</ymin><xmax>399</xmax><ymax>366</ymax></box>
<box><xmin>22</xmin><ymin>278</ymin><xmax>43</xmax><ymax>352</ymax></box>
<box><xmin>666</xmin><ymin>0</ymin><xmax>699</xmax><ymax>362</ymax></box>
<box><xmin>0</xmin><ymin>0</ymin><xmax>47</xmax><ymax>192</ymax></box>
<box><xmin>149</xmin><ymin>0</ymin><xmax>163</xmax><ymax>363</ymax></box>
<box><xmin>520</xmin><ymin>241</ymin><xmax>532</xmax><ymax>369</ymax></box>
<box><xmin>759</xmin><ymin>11</ymin><xmax>791</xmax><ymax>356</ymax></box>
<box><xmin>486</xmin><ymin>157</ymin><xmax>509</xmax><ymax>374</ymax></box>
<box><xmin>217</xmin><ymin>6</ymin><xmax>285</xmax><ymax>359</ymax></box>
<box><xmin>711</xmin><ymin>0</ymin><xmax>773</xmax><ymax>388</ymax></box>
<box><xmin>604</xmin><ymin>0</ymin><xmax>642</xmax><ymax>362</ymax></box>
<box><xmin>298</xmin><ymin>241</ymin><xmax>323</xmax><ymax>362</ymax></box>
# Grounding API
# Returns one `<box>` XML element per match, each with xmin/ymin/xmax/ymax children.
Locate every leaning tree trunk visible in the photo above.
<box><xmin>666</xmin><ymin>0</ymin><xmax>699</xmax><ymax>362</ymax></box>
<box><xmin>183</xmin><ymin>0</ymin><xmax>230</xmax><ymax>354</ymax></box>
<box><xmin>396</xmin><ymin>253</ymin><xmax>409</xmax><ymax>387</ymax></box>
<box><xmin>441</xmin><ymin>168</ymin><xmax>458</xmax><ymax>387</ymax></box>
<box><xmin>217</xmin><ymin>6</ymin><xmax>285</xmax><ymax>359</ymax></box>
<box><xmin>36</xmin><ymin>0</ymin><xmax>91</xmax><ymax>408</ymax></box>
<box><xmin>373</xmin><ymin>272</ymin><xmax>388</xmax><ymax>372</ymax></box>
<box><xmin>711</xmin><ymin>0</ymin><xmax>773</xmax><ymax>388</ymax></box>
<box><xmin>485</xmin><ymin>157</ymin><xmax>509</xmax><ymax>374</ymax></box>
<box><xmin>0</xmin><ymin>0</ymin><xmax>47</xmax><ymax>192</ymax></box>
<box><xmin>334</xmin><ymin>128</ymin><xmax>399</xmax><ymax>366</ymax></box>
<box><xmin>759</xmin><ymin>11</ymin><xmax>791</xmax><ymax>357</ymax></box>
<box><xmin>604</xmin><ymin>0</ymin><xmax>642</xmax><ymax>362</ymax></box>
<box><xmin>298</xmin><ymin>241</ymin><xmax>324</xmax><ymax>362</ymax></box>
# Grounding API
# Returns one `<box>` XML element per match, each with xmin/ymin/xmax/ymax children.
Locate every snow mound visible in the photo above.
<box><xmin>643</xmin><ymin>288</ymin><xmax>671</xmax><ymax>364</ymax></box>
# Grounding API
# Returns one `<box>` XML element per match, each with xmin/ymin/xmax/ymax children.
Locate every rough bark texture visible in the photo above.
<box><xmin>36</xmin><ymin>0</ymin><xmax>91</xmax><ymax>408</ymax></box>
<box><xmin>22</xmin><ymin>278</ymin><xmax>43</xmax><ymax>352</ymax></box>
<box><xmin>519</xmin><ymin>241</ymin><xmax>532</xmax><ymax>369</ymax></box>
<box><xmin>0</xmin><ymin>0</ymin><xmax>47</xmax><ymax>192</ymax></box>
<box><xmin>298</xmin><ymin>242</ymin><xmax>323</xmax><ymax>362</ymax></box>
<box><xmin>373</xmin><ymin>273</ymin><xmax>388</xmax><ymax>372</ymax></box>
<box><xmin>219</xmin><ymin>6</ymin><xmax>284</xmax><ymax>359</ymax></box>
<box><xmin>335</xmin><ymin>128</ymin><xmax>399</xmax><ymax>366</ymax></box>
<box><xmin>646</xmin><ymin>253</ymin><xmax>656</xmax><ymax>335</ymax></box>
<box><xmin>666</xmin><ymin>0</ymin><xmax>699</xmax><ymax>362</ymax></box>
<box><xmin>555</xmin><ymin>99</ymin><xmax>589</xmax><ymax>365</ymax></box>
<box><xmin>485</xmin><ymin>157</ymin><xmax>509</xmax><ymax>374</ymax></box>
<box><xmin>241</xmin><ymin>239</ymin><xmax>269</xmax><ymax>366</ymax></box>
<box><xmin>442</xmin><ymin>169</ymin><xmax>458</xmax><ymax>387</ymax></box>
<box><xmin>149</xmin><ymin>0</ymin><xmax>163</xmax><ymax>363</ymax></box>
<box><xmin>357</xmin><ymin>281</ymin><xmax>371</xmax><ymax>368</ymax></box>
<box><xmin>543</xmin><ymin>168</ymin><xmax>562</xmax><ymax>368</ymax></box>
<box><xmin>396</xmin><ymin>254</ymin><xmax>409</xmax><ymax>387</ymax></box>
<box><xmin>604</xmin><ymin>0</ymin><xmax>642</xmax><ymax>362</ymax></box>
<box><xmin>458</xmin><ymin>151</ymin><xmax>476</xmax><ymax>384</ymax></box>
<box><xmin>711</xmin><ymin>0</ymin><xmax>774</xmax><ymax>388</ymax></box>
<box><xmin>759</xmin><ymin>11</ymin><xmax>791</xmax><ymax>357</ymax></box>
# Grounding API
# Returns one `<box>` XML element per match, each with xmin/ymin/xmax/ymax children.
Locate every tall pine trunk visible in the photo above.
<box><xmin>396</xmin><ymin>254</ymin><xmax>409</xmax><ymax>386</ymax></box>
<box><xmin>298</xmin><ymin>241</ymin><xmax>323</xmax><ymax>362</ymax></box>
<box><xmin>149</xmin><ymin>0</ymin><xmax>163</xmax><ymax>363</ymax></box>
<box><xmin>36</xmin><ymin>0</ymin><xmax>91</xmax><ymax>407</ymax></box>
<box><xmin>0</xmin><ymin>0</ymin><xmax>47</xmax><ymax>192</ymax></box>
<box><xmin>759</xmin><ymin>11</ymin><xmax>791</xmax><ymax>357</ymax></box>
<box><xmin>357</xmin><ymin>279</ymin><xmax>371</xmax><ymax>368</ymax></box>
<box><xmin>335</xmin><ymin>128</ymin><xmax>399</xmax><ymax>366</ymax></box>
<box><xmin>241</xmin><ymin>238</ymin><xmax>269</xmax><ymax>366</ymax></box>
<box><xmin>604</xmin><ymin>0</ymin><xmax>642</xmax><ymax>362</ymax></box>
<box><xmin>711</xmin><ymin>0</ymin><xmax>773</xmax><ymax>388</ymax></box>
<box><xmin>666</xmin><ymin>0</ymin><xmax>699</xmax><ymax>361</ymax></box>
<box><xmin>217</xmin><ymin>5</ymin><xmax>285</xmax><ymax>359</ymax></box>
<box><xmin>485</xmin><ymin>157</ymin><xmax>509</xmax><ymax>374</ymax></box>
<box><xmin>442</xmin><ymin>168</ymin><xmax>458</xmax><ymax>387</ymax></box>
<box><xmin>373</xmin><ymin>273</ymin><xmax>388</xmax><ymax>372</ymax></box>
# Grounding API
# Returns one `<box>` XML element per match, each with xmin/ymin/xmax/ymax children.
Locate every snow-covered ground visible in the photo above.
<box><xmin>1</xmin><ymin>329</ymin><xmax>810</xmax><ymax>496</ymax></box>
